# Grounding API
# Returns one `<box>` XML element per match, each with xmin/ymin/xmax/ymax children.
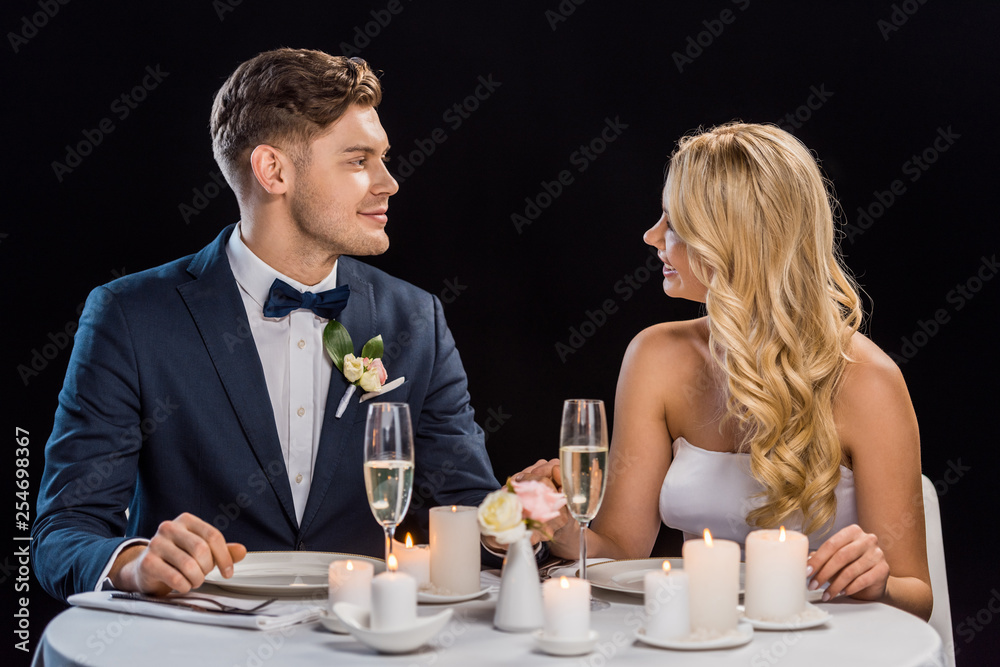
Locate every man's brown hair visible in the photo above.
<box><xmin>210</xmin><ymin>48</ymin><xmax>382</xmax><ymax>195</ymax></box>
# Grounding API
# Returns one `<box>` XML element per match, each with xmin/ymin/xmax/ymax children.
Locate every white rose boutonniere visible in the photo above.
<box><xmin>324</xmin><ymin>321</ymin><xmax>398</xmax><ymax>418</ymax></box>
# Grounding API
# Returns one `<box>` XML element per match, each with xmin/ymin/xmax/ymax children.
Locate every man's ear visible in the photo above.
<box><xmin>249</xmin><ymin>144</ymin><xmax>292</xmax><ymax>195</ymax></box>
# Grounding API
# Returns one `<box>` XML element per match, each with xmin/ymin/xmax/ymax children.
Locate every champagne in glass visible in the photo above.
<box><xmin>363</xmin><ymin>402</ymin><xmax>415</xmax><ymax>563</ymax></box>
<box><xmin>559</xmin><ymin>399</ymin><xmax>610</xmax><ymax>610</ymax></box>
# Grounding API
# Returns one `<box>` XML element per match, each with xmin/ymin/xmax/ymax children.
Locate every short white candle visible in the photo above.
<box><xmin>643</xmin><ymin>561</ymin><xmax>690</xmax><ymax>640</ymax></box>
<box><xmin>542</xmin><ymin>576</ymin><xmax>590</xmax><ymax>639</ymax></box>
<box><xmin>394</xmin><ymin>533</ymin><xmax>431</xmax><ymax>588</ymax></box>
<box><xmin>370</xmin><ymin>554</ymin><xmax>417</xmax><ymax>631</ymax></box>
<box><xmin>682</xmin><ymin>529</ymin><xmax>740</xmax><ymax>634</ymax></box>
<box><xmin>429</xmin><ymin>505</ymin><xmax>480</xmax><ymax>594</ymax></box>
<box><xmin>328</xmin><ymin>560</ymin><xmax>373</xmax><ymax>611</ymax></box>
<box><xmin>744</xmin><ymin>527</ymin><xmax>809</xmax><ymax>622</ymax></box>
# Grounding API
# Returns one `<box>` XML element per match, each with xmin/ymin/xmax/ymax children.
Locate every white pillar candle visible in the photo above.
<box><xmin>542</xmin><ymin>576</ymin><xmax>590</xmax><ymax>639</ymax></box>
<box><xmin>370</xmin><ymin>555</ymin><xmax>417</xmax><ymax>631</ymax></box>
<box><xmin>682</xmin><ymin>529</ymin><xmax>740</xmax><ymax>635</ymax></box>
<box><xmin>643</xmin><ymin>561</ymin><xmax>690</xmax><ymax>640</ymax></box>
<box><xmin>744</xmin><ymin>527</ymin><xmax>809</xmax><ymax>622</ymax></box>
<box><xmin>328</xmin><ymin>560</ymin><xmax>374</xmax><ymax>611</ymax></box>
<box><xmin>394</xmin><ymin>533</ymin><xmax>430</xmax><ymax>588</ymax></box>
<box><xmin>429</xmin><ymin>505</ymin><xmax>480</xmax><ymax>594</ymax></box>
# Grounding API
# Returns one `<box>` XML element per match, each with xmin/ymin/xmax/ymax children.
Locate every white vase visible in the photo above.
<box><xmin>493</xmin><ymin>535</ymin><xmax>544</xmax><ymax>632</ymax></box>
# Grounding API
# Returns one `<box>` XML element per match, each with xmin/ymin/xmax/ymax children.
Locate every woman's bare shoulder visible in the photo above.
<box><xmin>624</xmin><ymin>317</ymin><xmax>710</xmax><ymax>366</ymax></box>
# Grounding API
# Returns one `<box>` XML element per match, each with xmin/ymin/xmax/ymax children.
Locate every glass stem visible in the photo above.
<box><xmin>579</xmin><ymin>520</ymin><xmax>589</xmax><ymax>580</ymax></box>
<box><xmin>385</xmin><ymin>525</ymin><xmax>396</xmax><ymax>564</ymax></box>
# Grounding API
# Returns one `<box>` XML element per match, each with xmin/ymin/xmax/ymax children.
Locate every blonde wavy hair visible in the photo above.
<box><xmin>664</xmin><ymin>122</ymin><xmax>863</xmax><ymax>536</ymax></box>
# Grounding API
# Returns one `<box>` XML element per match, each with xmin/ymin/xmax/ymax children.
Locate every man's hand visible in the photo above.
<box><xmin>109</xmin><ymin>512</ymin><xmax>247</xmax><ymax>595</ymax></box>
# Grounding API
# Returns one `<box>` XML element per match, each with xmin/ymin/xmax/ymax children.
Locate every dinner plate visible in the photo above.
<box><xmin>635</xmin><ymin>621</ymin><xmax>754</xmax><ymax>651</ymax></box>
<box><xmin>585</xmin><ymin>558</ymin><xmax>746</xmax><ymax>595</ymax></box>
<box><xmin>204</xmin><ymin>551</ymin><xmax>385</xmax><ymax>596</ymax></box>
<box><xmin>739</xmin><ymin>602</ymin><xmax>831</xmax><ymax>630</ymax></box>
<box><xmin>417</xmin><ymin>586</ymin><xmax>493</xmax><ymax>604</ymax></box>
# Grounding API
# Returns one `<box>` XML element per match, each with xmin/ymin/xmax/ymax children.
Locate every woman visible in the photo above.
<box><xmin>529</xmin><ymin>122</ymin><xmax>932</xmax><ymax>620</ymax></box>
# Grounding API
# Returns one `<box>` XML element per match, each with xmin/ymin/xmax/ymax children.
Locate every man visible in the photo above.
<box><xmin>33</xmin><ymin>48</ymin><xmax>500</xmax><ymax>600</ymax></box>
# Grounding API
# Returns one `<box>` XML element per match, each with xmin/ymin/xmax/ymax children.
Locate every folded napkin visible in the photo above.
<box><xmin>68</xmin><ymin>591</ymin><xmax>324</xmax><ymax>631</ymax></box>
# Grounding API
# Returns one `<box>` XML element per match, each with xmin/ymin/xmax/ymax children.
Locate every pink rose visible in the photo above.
<box><xmin>511</xmin><ymin>479</ymin><xmax>566</xmax><ymax>522</ymax></box>
<box><xmin>368</xmin><ymin>358</ymin><xmax>388</xmax><ymax>384</ymax></box>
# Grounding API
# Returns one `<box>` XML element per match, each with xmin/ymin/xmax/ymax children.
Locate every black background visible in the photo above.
<box><xmin>3</xmin><ymin>1</ymin><xmax>998</xmax><ymax>665</ymax></box>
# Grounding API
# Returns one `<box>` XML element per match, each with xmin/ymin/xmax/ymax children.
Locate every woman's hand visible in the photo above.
<box><xmin>509</xmin><ymin>459</ymin><xmax>578</xmax><ymax>557</ymax></box>
<box><xmin>807</xmin><ymin>524</ymin><xmax>889</xmax><ymax>602</ymax></box>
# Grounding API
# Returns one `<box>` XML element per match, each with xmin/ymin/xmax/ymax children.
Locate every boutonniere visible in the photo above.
<box><xmin>324</xmin><ymin>321</ymin><xmax>402</xmax><ymax>418</ymax></box>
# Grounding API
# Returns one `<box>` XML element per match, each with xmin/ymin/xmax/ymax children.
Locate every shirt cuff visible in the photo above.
<box><xmin>95</xmin><ymin>538</ymin><xmax>149</xmax><ymax>592</ymax></box>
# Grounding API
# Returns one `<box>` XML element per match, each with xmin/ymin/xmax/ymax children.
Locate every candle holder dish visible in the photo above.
<box><xmin>738</xmin><ymin>602</ymin><xmax>831</xmax><ymax>630</ymax></box>
<box><xmin>635</xmin><ymin>621</ymin><xmax>754</xmax><ymax>651</ymax></box>
<box><xmin>328</xmin><ymin>602</ymin><xmax>453</xmax><ymax>653</ymax></box>
<box><xmin>532</xmin><ymin>629</ymin><xmax>599</xmax><ymax>656</ymax></box>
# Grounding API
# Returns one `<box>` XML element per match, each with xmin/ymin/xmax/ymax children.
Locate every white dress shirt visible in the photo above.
<box><xmin>225</xmin><ymin>224</ymin><xmax>337</xmax><ymax>526</ymax></box>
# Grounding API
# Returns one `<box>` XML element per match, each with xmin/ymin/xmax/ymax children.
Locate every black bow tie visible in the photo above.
<box><xmin>262</xmin><ymin>278</ymin><xmax>350</xmax><ymax>320</ymax></box>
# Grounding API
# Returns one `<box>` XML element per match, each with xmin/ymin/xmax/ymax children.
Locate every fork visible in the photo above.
<box><xmin>110</xmin><ymin>592</ymin><xmax>278</xmax><ymax>615</ymax></box>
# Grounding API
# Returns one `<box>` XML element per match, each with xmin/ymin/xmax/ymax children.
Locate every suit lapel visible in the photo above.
<box><xmin>177</xmin><ymin>225</ymin><xmax>298</xmax><ymax>531</ymax></box>
<box><xmin>299</xmin><ymin>257</ymin><xmax>376</xmax><ymax>534</ymax></box>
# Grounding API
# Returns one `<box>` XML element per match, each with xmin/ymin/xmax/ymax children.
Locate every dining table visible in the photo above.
<box><xmin>33</xmin><ymin>563</ymin><xmax>945</xmax><ymax>667</ymax></box>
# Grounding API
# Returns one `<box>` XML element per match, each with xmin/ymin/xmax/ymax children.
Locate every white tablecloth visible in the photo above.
<box><xmin>34</xmin><ymin>574</ymin><xmax>944</xmax><ymax>667</ymax></box>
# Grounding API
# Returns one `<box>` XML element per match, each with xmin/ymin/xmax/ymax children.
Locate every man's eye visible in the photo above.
<box><xmin>381</xmin><ymin>155</ymin><xmax>391</xmax><ymax>163</ymax></box>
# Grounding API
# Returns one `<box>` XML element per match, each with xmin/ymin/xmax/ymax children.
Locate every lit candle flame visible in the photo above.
<box><xmin>405</xmin><ymin>533</ymin><xmax>414</xmax><ymax>549</ymax></box>
<box><xmin>387</xmin><ymin>553</ymin><xmax>398</xmax><ymax>572</ymax></box>
<box><xmin>451</xmin><ymin>505</ymin><xmax>458</xmax><ymax>513</ymax></box>
<box><xmin>704</xmin><ymin>529</ymin><xmax>713</xmax><ymax>547</ymax></box>
<box><xmin>779</xmin><ymin>526</ymin><xmax>786</xmax><ymax>542</ymax></box>
<box><xmin>560</xmin><ymin>576</ymin><xmax>570</xmax><ymax>589</ymax></box>
<box><xmin>662</xmin><ymin>561</ymin><xmax>671</xmax><ymax>574</ymax></box>
<box><xmin>346</xmin><ymin>560</ymin><xmax>354</xmax><ymax>571</ymax></box>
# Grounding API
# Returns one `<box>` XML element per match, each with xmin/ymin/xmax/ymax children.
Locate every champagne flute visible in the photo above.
<box><xmin>559</xmin><ymin>398</ymin><xmax>610</xmax><ymax>610</ymax></box>
<box><xmin>363</xmin><ymin>402</ymin><xmax>415</xmax><ymax>564</ymax></box>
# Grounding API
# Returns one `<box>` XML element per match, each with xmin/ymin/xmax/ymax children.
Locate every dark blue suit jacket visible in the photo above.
<box><xmin>33</xmin><ymin>225</ymin><xmax>500</xmax><ymax>601</ymax></box>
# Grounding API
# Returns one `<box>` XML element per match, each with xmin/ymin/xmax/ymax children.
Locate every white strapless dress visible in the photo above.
<box><xmin>658</xmin><ymin>437</ymin><xmax>858</xmax><ymax>550</ymax></box>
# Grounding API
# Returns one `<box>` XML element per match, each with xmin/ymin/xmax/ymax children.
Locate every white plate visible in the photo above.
<box><xmin>204</xmin><ymin>551</ymin><xmax>385</xmax><ymax>596</ymax></box>
<box><xmin>635</xmin><ymin>621</ymin><xmax>754</xmax><ymax>650</ymax></box>
<box><xmin>533</xmin><ymin>629</ymin><xmax>599</xmax><ymax>656</ymax></box>
<box><xmin>739</xmin><ymin>602</ymin><xmax>831</xmax><ymax>630</ymax></box>
<box><xmin>332</xmin><ymin>602</ymin><xmax>453</xmax><ymax>654</ymax></box>
<box><xmin>417</xmin><ymin>586</ymin><xmax>493</xmax><ymax>604</ymax></box>
<box><xmin>585</xmin><ymin>558</ymin><xmax>745</xmax><ymax>595</ymax></box>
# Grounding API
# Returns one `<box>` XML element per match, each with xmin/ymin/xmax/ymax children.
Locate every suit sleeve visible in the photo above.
<box><xmin>31</xmin><ymin>286</ymin><xmax>145</xmax><ymax>601</ymax></box>
<box><xmin>409</xmin><ymin>295</ymin><xmax>500</xmax><ymax>519</ymax></box>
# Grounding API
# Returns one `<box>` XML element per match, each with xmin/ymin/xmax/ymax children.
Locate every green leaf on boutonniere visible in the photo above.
<box><xmin>323</xmin><ymin>320</ymin><xmax>354</xmax><ymax>372</ymax></box>
<box><xmin>361</xmin><ymin>334</ymin><xmax>384</xmax><ymax>360</ymax></box>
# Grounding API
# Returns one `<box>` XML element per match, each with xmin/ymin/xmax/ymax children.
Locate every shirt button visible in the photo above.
<box><xmin>295</xmin><ymin>473</ymin><xmax>303</xmax><ymax>484</ymax></box>
<box><xmin>297</xmin><ymin>339</ymin><xmax>306</xmax><ymax>349</ymax></box>
<box><xmin>297</xmin><ymin>407</ymin><xmax>306</xmax><ymax>417</ymax></box>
